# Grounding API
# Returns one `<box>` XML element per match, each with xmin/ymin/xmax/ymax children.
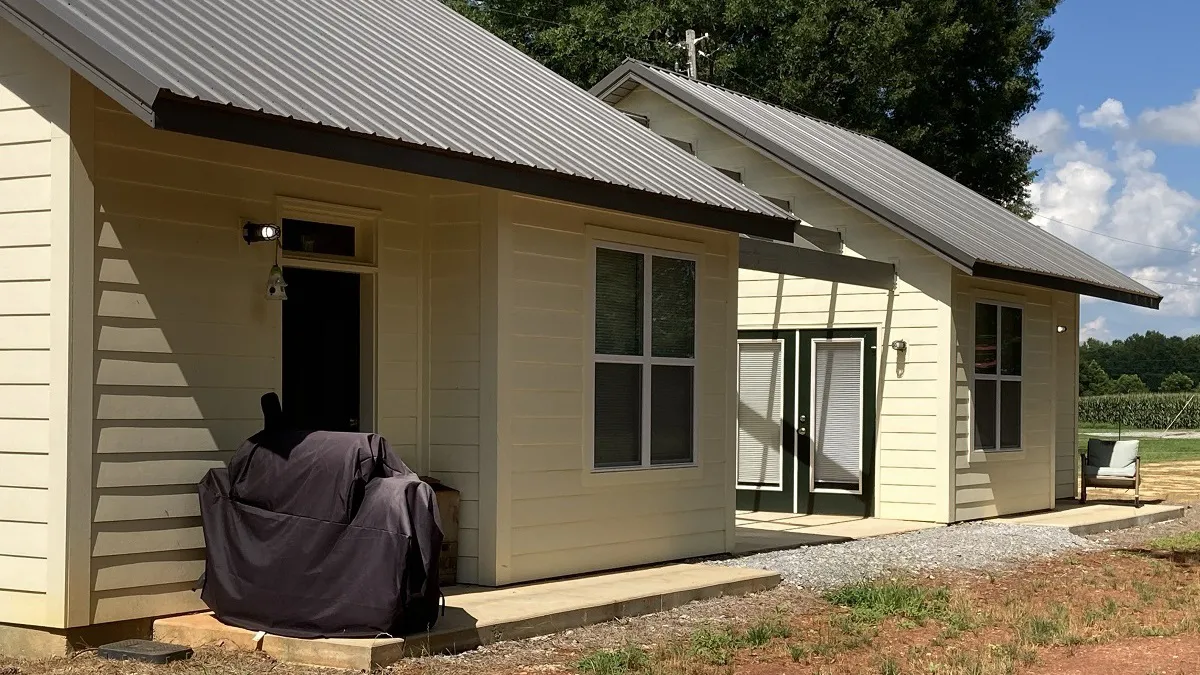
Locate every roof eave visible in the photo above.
<box><xmin>1</xmin><ymin>0</ymin><xmax>159</xmax><ymax>124</ymax></box>
<box><xmin>594</xmin><ymin>62</ymin><xmax>977</xmax><ymax>274</ymax></box>
<box><xmin>972</xmin><ymin>263</ymin><xmax>1162</xmax><ymax>310</ymax></box>
<box><xmin>153</xmin><ymin>94</ymin><xmax>797</xmax><ymax>241</ymax></box>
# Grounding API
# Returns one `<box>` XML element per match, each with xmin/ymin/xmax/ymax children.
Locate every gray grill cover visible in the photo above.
<box><xmin>198</xmin><ymin>430</ymin><xmax>442</xmax><ymax>638</ymax></box>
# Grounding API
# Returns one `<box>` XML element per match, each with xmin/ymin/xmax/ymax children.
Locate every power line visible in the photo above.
<box><xmin>1033</xmin><ymin>212</ymin><xmax>1198</xmax><ymax>255</ymax></box>
<box><xmin>1132</xmin><ymin>277</ymin><xmax>1200</xmax><ymax>289</ymax></box>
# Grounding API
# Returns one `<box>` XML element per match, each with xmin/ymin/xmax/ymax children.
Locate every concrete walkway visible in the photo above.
<box><xmin>995</xmin><ymin>500</ymin><xmax>1186</xmax><ymax>535</ymax></box>
<box><xmin>734</xmin><ymin>512</ymin><xmax>942</xmax><ymax>555</ymax></box>
<box><xmin>153</xmin><ymin>563</ymin><xmax>779</xmax><ymax>669</ymax></box>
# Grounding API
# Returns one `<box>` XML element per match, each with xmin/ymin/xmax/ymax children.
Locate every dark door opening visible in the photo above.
<box><xmin>282</xmin><ymin>267</ymin><xmax>361</xmax><ymax>432</ymax></box>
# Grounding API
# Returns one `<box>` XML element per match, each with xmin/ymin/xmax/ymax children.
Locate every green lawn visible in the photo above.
<box><xmin>1078</xmin><ymin>431</ymin><xmax>1200</xmax><ymax>464</ymax></box>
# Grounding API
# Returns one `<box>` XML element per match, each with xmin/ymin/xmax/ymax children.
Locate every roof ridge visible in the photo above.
<box><xmin>628</xmin><ymin>59</ymin><xmax>880</xmax><ymax>143</ymax></box>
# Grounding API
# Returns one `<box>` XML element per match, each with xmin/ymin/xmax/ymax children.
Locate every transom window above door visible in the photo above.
<box><xmin>974</xmin><ymin>302</ymin><xmax>1023</xmax><ymax>451</ymax></box>
<box><xmin>592</xmin><ymin>245</ymin><xmax>697</xmax><ymax>470</ymax></box>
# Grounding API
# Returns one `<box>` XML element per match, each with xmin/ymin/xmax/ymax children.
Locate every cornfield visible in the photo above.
<box><xmin>1079</xmin><ymin>393</ymin><xmax>1200</xmax><ymax>429</ymax></box>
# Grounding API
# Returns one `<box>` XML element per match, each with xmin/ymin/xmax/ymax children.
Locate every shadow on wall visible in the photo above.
<box><xmin>89</xmin><ymin>194</ymin><xmax>279</xmax><ymax>621</ymax></box>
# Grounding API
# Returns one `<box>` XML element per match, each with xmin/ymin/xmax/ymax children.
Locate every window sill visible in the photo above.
<box><xmin>582</xmin><ymin>462</ymin><xmax>703</xmax><ymax>487</ymax></box>
<box><xmin>969</xmin><ymin>448</ymin><xmax>1027</xmax><ymax>463</ymax></box>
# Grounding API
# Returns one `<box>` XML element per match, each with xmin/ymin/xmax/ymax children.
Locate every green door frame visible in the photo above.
<box><xmin>796</xmin><ymin>328</ymin><xmax>877</xmax><ymax>517</ymax></box>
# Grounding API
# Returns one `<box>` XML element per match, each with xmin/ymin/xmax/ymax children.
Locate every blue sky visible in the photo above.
<box><xmin>1016</xmin><ymin>0</ymin><xmax>1200</xmax><ymax>342</ymax></box>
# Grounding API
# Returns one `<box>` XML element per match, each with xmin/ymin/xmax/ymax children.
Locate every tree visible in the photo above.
<box><xmin>1079</xmin><ymin>360</ymin><xmax>1114</xmax><ymax>397</ymax></box>
<box><xmin>1159</xmin><ymin>371</ymin><xmax>1195</xmax><ymax>393</ymax></box>
<box><xmin>447</xmin><ymin>0</ymin><xmax>1060</xmax><ymax>214</ymax></box>
<box><xmin>1080</xmin><ymin>331</ymin><xmax>1200</xmax><ymax>392</ymax></box>
<box><xmin>1113</xmin><ymin>374</ymin><xmax>1149</xmax><ymax>395</ymax></box>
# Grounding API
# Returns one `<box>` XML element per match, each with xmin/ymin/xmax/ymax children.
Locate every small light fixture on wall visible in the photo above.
<box><xmin>890</xmin><ymin>339</ymin><xmax>907</xmax><ymax>352</ymax></box>
<box><xmin>1056</xmin><ymin>325</ymin><xmax>1068</xmax><ymax>334</ymax></box>
<box><xmin>243</xmin><ymin>222</ymin><xmax>281</xmax><ymax>244</ymax></box>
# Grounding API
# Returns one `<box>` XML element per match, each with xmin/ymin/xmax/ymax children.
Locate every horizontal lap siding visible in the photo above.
<box><xmin>426</xmin><ymin>195</ymin><xmax>481</xmax><ymax>584</ymax></box>
<box><xmin>502</xmin><ymin>195</ymin><xmax>735</xmax><ymax>583</ymax></box>
<box><xmin>88</xmin><ymin>92</ymin><xmax>426</xmax><ymax>622</ymax></box>
<box><xmin>615</xmin><ymin>88</ymin><xmax>953</xmax><ymax>522</ymax></box>
<box><xmin>952</xmin><ymin>275</ymin><xmax>1056</xmax><ymax>520</ymax></box>
<box><xmin>0</xmin><ymin>24</ymin><xmax>65</xmax><ymax>624</ymax></box>
<box><xmin>1056</xmin><ymin>294</ymin><xmax>1079</xmax><ymax>499</ymax></box>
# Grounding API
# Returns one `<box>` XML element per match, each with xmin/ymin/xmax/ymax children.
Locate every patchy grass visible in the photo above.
<box><xmin>1078</xmin><ymin>431</ymin><xmax>1200</xmax><ymax>463</ymax></box>
<box><xmin>575</xmin><ymin>646</ymin><xmax>650</xmax><ymax>675</ymax></box>
<box><xmin>1148</xmin><ymin>531</ymin><xmax>1200</xmax><ymax>552</ymax></box>
<box><xmin>824</xmin><ymin>581</ymin><xmax>951</xmax><ymax>625</ymax></box>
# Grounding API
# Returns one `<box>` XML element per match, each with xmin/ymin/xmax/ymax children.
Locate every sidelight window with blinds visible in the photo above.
<box><xmin>973</xmin><ymin>302</ymin><xmax>1023</xmax><ymax>451</ymax></box>
<box><xmin>592</xmin><ymin>245</ymin><xmax>697</xmax><ymax>469</ymax></box>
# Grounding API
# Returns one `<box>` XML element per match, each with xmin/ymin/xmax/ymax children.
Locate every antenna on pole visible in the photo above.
<box><xmin>679</xmin><ymin>29</ymin><xmax>708</xmax><ymax>79</ymax></box>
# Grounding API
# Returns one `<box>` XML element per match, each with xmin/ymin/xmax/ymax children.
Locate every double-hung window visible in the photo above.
<box><xmin>592</xmin><ymin>245</ymin><xmax>697</xmax><ymax>469</ymax></box>
<box><xmin>973</xmin><ymin>302</ymin><xmax>1022</xmax><ymax>451</ymax></box>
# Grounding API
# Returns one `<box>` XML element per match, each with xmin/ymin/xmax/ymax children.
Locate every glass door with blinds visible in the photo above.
<box><xmin>735</xmin><ymin>331</ymin><xmax>797</xmax><ymax>513</ymax></box>
<box><xmin>736</xmin><ymin>328</ymin><xmax>876</xmax><ymax>516</ymax></box>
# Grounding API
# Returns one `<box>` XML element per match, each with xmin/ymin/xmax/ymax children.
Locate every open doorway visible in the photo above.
<box><xmin>282</xmin><ymin>267</ymin><xmax>361</xmax><ymax>432</ymax></box>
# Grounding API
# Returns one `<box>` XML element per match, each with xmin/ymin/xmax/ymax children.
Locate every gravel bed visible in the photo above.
<box><xmin>715</xmin><ymin>521</ymin><xmax>1098</xmax><ymax>590</ymax></box>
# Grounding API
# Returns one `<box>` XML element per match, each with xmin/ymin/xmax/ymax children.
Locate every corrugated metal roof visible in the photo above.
<box><xmin>0</xmin><ymin>0</ymin><xmax>795</xmax><ymax>234</ymax></box>
<box><xmin>592</xmin><ymin>60</ymin><xmax>1161</xmax><ymax>308</ymax></box>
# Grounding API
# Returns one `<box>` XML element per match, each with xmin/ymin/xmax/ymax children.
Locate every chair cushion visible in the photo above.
<box><xmin>1084</xmin><ymin>464</ymin><xmax>1137</xmax><ymax>479</ymax></box>
<box><xmin>1086</xmin><ymin>439</ymin><xmax>1139</xmax><ymax>469</ymax></box>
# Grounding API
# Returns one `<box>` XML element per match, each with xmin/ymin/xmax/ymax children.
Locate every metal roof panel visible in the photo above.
<box><xmin>0</xmin><ymin>0</ymin><xmax>795</xmax><ymax>229</ymax></box>
<box><xmin>594</xmin><ymin>61</ymin><xmax>1160</xmax><ymax>307</ymax></box>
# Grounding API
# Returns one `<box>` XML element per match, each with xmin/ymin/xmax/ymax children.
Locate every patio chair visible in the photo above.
<box><xmin>1080</xmin><ymin>438</ymin><xmax>1141</xmax><ymax>507</ymax></box>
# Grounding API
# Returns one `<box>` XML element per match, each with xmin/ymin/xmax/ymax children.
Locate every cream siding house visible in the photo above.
<box><xmin>592</xmin><ymin>61</ymin><xmax>1159</xmax><ymax>525</ymax></box>
<box><xmin>0</xmin><ymin>0</ymin><xmax>800</xmax><ymax>653</ymax></box>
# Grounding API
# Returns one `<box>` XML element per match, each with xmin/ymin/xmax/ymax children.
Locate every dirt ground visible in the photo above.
<box><xmin>4</xmin><ymin>474</ymin><xmax>1197</xmax><ymax>675</ymax></box>
<box><xmin>1082</xmin><ymin>460</ymin><xmax>1200</xmax><ymax>504</ymax></box>
<box><xmin>5</xmin><ymin>510</ymin><xmax>1200</xmax><ymax>675</ymax></box>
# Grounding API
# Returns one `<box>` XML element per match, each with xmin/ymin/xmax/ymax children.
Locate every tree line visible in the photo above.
<box><xmin>1080</xmin><ymin>331</ymin><xmax>1200</xmax><ymax>396</ymax></box>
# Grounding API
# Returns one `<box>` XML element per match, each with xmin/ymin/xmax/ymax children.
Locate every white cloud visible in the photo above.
<box><xmin>1080</xmin><ymin>316</ymin><xmax>1110</xmax><ymax>341</ymax></box>
<box><xmin>1128</xmin><ymin>265</ymin><xmax>1200</xmax><ymax>317</ymax></box>
<box><xmin>1138</xmin><ymin>90</ymin><xmax>1200</xmax><ymax>144</ymax></box>
<box><xmin>1025</xmin><ymin>103</ymin><xmax>1200</xmax><ymax>322</ymax></box>
<box><xmin>1079</xmin><ymin>98</ymin><xmax>1130</xmax><ymax>130</ymax></box>
<box><xmin>1015</xmin><ymin>109</ymin><xmax>1070</xmax><ymax>154</ymax></box>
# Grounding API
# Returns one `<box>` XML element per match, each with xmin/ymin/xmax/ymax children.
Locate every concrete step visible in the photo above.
<box><xmin>154</xmin><ymin>563</ymin><xmax>780</xmax><ymax>669</ymax></box>
<box><xmin>996</xmin><ymin>502</ymin><xmax>1187</xmax><ymax>536</ymax></box>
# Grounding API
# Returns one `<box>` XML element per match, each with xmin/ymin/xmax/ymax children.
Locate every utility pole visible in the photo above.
<box><xmin>681</xmin><ymin>29</ymin><xmax>708</xmax><ymax>79</ymax></box>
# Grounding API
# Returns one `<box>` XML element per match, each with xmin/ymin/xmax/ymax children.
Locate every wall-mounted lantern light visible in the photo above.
<box><xmin>890</xmin><ymin>339</ymin><xmax>907</xmax><ymax>352</ymax></box>
<box><xmin>243</xmin><ymin>222</ymin><xmax>281</xmax><ymax>244</ymax></box>
<box><xmin>1056</xmin><ymin>325</ymin><xmax>1068</xmax><ymax>334</ymax></box>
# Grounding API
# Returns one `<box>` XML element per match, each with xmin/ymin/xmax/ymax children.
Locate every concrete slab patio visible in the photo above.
<box><xmin>153</xmin><ymin>563</ymin><xmax>780</xmax><ymax>669</ymax></box>
<box><xmin>734</xmin><ymin>512</ymin><xmax>942</xmax><ymax>555</ymax></box>
<box><xmin>995</xmin><ymin>500</ymin><xmax>1187</xmax><ymax>536</ymax></box>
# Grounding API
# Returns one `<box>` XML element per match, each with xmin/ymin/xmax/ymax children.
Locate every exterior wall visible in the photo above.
<box><xmin>80</xmin><ymin>84</ymin><xmax>483</xmax><ymax>623</ymax></box>
<box><xmin>616</xmin><ymin>86</ymin><xmax>954</xmax><ymax>523</ymax></box>
<box><xmin>493</xmin><ymin>193</ymin><xmax>739</xmax><ymax>585</ymax></box>
<box><xmin>1055</xmin><ymin>294</ymin><xmax>1080</xmax><ymax>500</ymax></box>
<box><xmin>0</xmin><ymin>24</ymin><xmax>94</xmax><ymax>629</ymax></box>
<box><xmin>426</xmin><ymin>195</ymin><xmax>482</xmax><ymax>583</ymax></box>
<box><xmin>951</xmin><ymin>274</ymin><xmax>1060</xmax><ymax>520</ymax></box>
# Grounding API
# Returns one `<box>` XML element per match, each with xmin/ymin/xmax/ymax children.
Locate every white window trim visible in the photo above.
<box><xmin>808</xmin><ymin>337</ymin><xmax>866</xmax><ymax>495</ymax></box>
<box><xmin>588</xmin><ymin>241</ymin><xmax>700</xmax><ymax>473</ymax></box>
<box><xmin>735</xmin><ymin>338</ymin><xmax>786</xmax><ymax>491</ymax></box>
<box><xmin>971</xmin><ymin>300</ymin><xmax>1024</xmax><ymax>455</ymax></box>
<box><xmin>276</xmin><ymin>196</ymin><xmax>380</xmax><ymax>268</ymax></box>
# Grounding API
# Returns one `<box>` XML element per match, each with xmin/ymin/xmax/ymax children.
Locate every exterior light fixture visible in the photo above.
<box><xmin>890</xmin><ymin>339</ymin><xmax>907</xmax><ymax>351</ymax></box>
<box><xmin>243</xmin><ymin>222</ymin><xmax>281</xmax><ymax>244</ymax></box>
<box><xmin>1056</xmin><ymin>325</ymin><xmax>1068</xmax><ymax>334</ymax></box>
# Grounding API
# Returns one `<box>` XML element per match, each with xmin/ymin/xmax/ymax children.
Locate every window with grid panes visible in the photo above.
<box><xmin>592</xmin><ymin>246</ymin><xmax>696</xmax><ymax>468</ymax></box>
<box><xmin>973</xmin><ymin>302</ymin><xmax>1022</xmax><ymax>451</ymax></box>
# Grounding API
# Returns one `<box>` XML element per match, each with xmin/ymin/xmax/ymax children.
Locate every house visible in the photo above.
<box><xmin>592</xmin><ymin>60</ymin><xmax>1161</xmax><ymax>524</ymax></box>
<box><xmin>0</xmin><ymin>0</ymin><xmax>910</xmax><ymax>653</ymax></box>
